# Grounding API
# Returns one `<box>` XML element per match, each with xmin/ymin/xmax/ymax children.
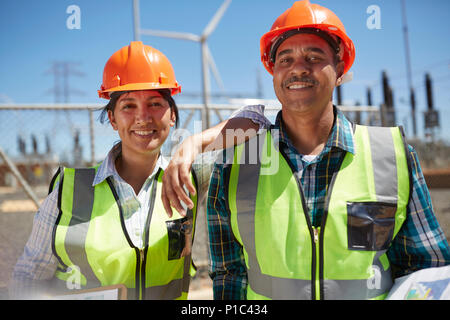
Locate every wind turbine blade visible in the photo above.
<box><xmin>202</xmin><ymin>0</ymin><xmax>232</xmax><ymax>39</ymax></box>
<box><xmin>140</xmin><ymin>29</ymin><xmax>201</xmax><ymax>42</ymax></box>
<box><xmin>205</xmin><ymin>44</ymin><xmax>225</xmax><ymax>92</ymax></box>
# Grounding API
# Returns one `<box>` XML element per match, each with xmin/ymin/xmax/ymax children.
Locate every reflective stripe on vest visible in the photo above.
<box><xmin>52</xmin><ymin>166</ymin><xmax>197</xmax><ymax>300</ymax></box>
<box><xmin>228</xmin><ymin>125</ymin><xmax>409</xmax><ymax>300</ymax></box>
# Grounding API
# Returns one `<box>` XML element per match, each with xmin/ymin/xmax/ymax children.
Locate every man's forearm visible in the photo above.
<box><xmin>188</xmin><ymin>117</ymin><xmax>259</xmax><ymax>154</ymax></box>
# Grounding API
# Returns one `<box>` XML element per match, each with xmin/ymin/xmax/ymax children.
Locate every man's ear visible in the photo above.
<box><xmin>108</xmin><ymin>110</ymin><xmax>118</xmax><ymax>130</ymax></box>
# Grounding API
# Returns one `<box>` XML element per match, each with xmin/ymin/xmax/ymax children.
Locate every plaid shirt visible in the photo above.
<box><xmin>207</xmin><ymin>106</ymin><xmax>450</xmax><ymax>300</ymax></box>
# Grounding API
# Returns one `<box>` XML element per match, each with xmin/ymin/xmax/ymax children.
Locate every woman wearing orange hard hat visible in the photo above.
<box><xmin>10</xmin><ymin>41</ymin><xmax>197</xmax><ymax>300</ymax></box>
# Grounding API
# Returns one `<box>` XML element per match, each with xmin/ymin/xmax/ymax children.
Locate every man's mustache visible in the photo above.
<box><xmin>282</xmin><ymin>76</ymin><xmax>318</xmax><ymax>87</ymax></box>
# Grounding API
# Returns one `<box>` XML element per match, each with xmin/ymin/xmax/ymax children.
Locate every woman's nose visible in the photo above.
<box><xmin>135</xmin><ymin>106</ymin><xmax>153</xmax><ymax>124</ymax></box>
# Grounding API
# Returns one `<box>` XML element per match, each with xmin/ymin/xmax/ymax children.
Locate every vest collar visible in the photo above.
<box><xmin>92</xmin><ymin>142</ymin><xmax>169</xmax><ymax>186</ymax></box>
<box><xmin>273</xmin><ymin>105</ymin><xmax>355</xmax><ymax>157</ymax></box>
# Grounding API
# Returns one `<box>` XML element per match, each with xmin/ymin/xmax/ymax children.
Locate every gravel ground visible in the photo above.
<box><xmin>1</xmin><ymin>186</ymin><xmax>449</xmax><ymax>300</ymax></box>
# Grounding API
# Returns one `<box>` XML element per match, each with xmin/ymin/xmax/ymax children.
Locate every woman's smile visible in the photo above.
<box><xmin>108</xmin><ymin>90</ymin><xmax>176</xmax><ymax>157</ymax></box>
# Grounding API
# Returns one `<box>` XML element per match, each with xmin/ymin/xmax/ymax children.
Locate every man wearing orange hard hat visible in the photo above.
<box><xmin>260</xmin><ymin>0</ymin><xmax>355</xmax><ymax>77</ymax></box>
<box><xmin>162</xmin><ymin>0</ymin><xmax>450</xmax><ymax>300</ymax></box>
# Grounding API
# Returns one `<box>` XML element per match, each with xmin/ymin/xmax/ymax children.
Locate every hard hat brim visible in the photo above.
<box><xmin>98</xmin><ymin>82</ymin><xmax>181</xmax><ymax>99</ymax></box>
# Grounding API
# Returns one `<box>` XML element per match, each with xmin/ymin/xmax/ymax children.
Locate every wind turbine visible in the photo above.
<box><xmin>133</xmin><ymin>0</ymin><xmax>231</xmax><ymax>129</ymax></box>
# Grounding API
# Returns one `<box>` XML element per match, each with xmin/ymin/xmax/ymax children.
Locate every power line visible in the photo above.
<box><xmin>44</xmin><ymin>61</ymin><xmax>85</xmax><ymax>103</ymax></box>
<box><xmin>366</xmin><ymin>58</ymin><xmax>450</xmax><ymax>89</ymax></box>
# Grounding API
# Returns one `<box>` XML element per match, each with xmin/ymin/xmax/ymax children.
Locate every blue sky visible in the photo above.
<box><xmin>1</xmin><ymin>0</ymin><xmax>450</xmax><ymax>143</ymax></box>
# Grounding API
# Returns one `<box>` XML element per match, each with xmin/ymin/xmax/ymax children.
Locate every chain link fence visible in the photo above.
<box><xmin>0</xmin><ymin>104</ymin><xmax>207</xmax><ymax>294</ymax></box>
<box><xmin>0</xmin><ymin>103</ymin><xmax>448</xmax><ymax>298</ymax></box>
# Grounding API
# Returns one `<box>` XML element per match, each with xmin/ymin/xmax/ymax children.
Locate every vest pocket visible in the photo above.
<box><xmin>347</xmin><ymin>202</ymin><xmax>397</xmax><ymax>251</ymax></box>
<box><xmin>166</xmin><ymin>217</ymin><xmax>192</xmax><ymax>260</ymax></box>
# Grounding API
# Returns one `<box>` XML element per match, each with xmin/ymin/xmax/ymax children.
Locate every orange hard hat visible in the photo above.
<box><xmin>98</xmin><ymin>41</ymin><xmax>181</xmax><ymax>99</ymax></box>
<box><xmin>260</xmin><ymin>0</ymin><xmax>355</xmax><ymax>75</ymax></box>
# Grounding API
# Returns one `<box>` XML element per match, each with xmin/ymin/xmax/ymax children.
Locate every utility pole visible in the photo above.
<box><xmin>381</xmin><ymin>70</ymin><xmax>396</xmax><ymax>126</ymax></box>
<box><xmin>425</xmin><ymin>73</ymin><xmax>434</xmax><ymax>111</ymax></box>
<box><xmin>336</xmin><ymin>85</ymin><xmax>342</xmax><ymax>106</ymax></box>
<box><xmin>366</xmin><ymin>86</ymin><xmax>377</xmax><ymax>126</ymax></box>
<box><xmin>256</xmin><ymin>68</ymin><xmax>263</xmax><ymax>99</ymax></box>
<box><xmin>354</xmin><ymin>101</ymin><xmax>361</xmax><ymax>124</ymax></box>
<box><xmin>132</xmin><ymin>0</ymin><xmax>140</xmax><ymax>41</ymax></box>
<box><xmin>424</xmin><ymin>73</ymin><xmax>440</xmax><ymax>140</ymax></box>
<box><xmin>366</xmin><ymin>87</ymin><xmax>372</xmax><ymax>106</ymax></box>
<box><xmin>401</xmin><ymin>0</ymin><xmax>417</xmax><ymax>137</ymax></box>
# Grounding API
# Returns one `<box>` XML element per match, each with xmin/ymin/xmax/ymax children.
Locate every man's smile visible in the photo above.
<box><xmin>283</xmin><ymin>76</ymin><xmax>317</xmax><ymax>90</ymax></box>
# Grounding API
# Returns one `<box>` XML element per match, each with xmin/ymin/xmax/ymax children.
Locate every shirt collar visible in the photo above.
<box><xmin>273</xmin><ymin>105</ymin><xmax>355</xmax><ymax>156</ymax></box>
<box><xmin>92</xmin><ymin>142</ymin><xmax>169</xmax><ymax>186</ymax></box>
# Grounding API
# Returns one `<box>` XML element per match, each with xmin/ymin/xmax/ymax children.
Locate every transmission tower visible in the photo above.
<box><xmin>44</xmin><ymin>61</ymin><xmax>85</xmax><ymax>103</ymax></box>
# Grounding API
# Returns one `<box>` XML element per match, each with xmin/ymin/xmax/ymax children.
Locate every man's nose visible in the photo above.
<box><xmin>291</xmin><ymin>58</ymin><xmax>311</xmax><ymax>76</ymax></box>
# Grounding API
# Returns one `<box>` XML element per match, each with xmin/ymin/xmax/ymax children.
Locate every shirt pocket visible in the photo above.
<box><xmin>347</xmin><ymin>202</ymin><xmax>397</xmax><ymax>251</ymax></box>
<box><xmin>165</xmin><ymin>217</ymin><xmax>193</xmax><ymax>260</ymax></box>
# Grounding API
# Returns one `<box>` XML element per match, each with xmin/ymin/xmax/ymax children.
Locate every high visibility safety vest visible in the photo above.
<box><xmin>50</xmin><ymin>165</ymin><xmax>198</xmax><ymax>300</ymax></box>
<box><xmin>227</xmin><ymin>125</ymin><xmax>411</xmax><ymax>300</ymax></box>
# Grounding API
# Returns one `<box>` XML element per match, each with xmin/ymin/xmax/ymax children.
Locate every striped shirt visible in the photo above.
<box><xmin>207</xmin><ymin>106</ymin><xmax>450</xmax><ymax>300</ymax></box>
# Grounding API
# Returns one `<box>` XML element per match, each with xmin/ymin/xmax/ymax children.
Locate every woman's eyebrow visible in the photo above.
<box><xmin>118</xmin><ymin>97</ymin><xmax>135</xmax><ymax>103</ymax></box>
<box><xmin>146</xmin><ymin>96</ymin><xmax>162</xmax><ymax>101</ymax></box>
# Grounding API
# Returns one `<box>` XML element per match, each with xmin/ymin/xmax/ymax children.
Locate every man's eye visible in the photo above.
<box><xmin>308</xmin><ymin>56</ymin><xmax>322</xmax><ymax>63</ymax></box>
<box><xmin>278</xmin><ymin>57</ymin><xmax>290</xmax><ymax>64</ymax></box>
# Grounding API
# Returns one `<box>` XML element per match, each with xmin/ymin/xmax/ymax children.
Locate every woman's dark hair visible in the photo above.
<box><xmin>99</xmin><ymin>89</ymin><xmax>179</xmax><ymax>128</ymax></box>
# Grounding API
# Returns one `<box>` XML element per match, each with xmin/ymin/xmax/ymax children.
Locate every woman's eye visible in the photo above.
<box><xmin>150</xmin><ymin>100</ymin><xmax>167</xmax><ymax>107</ymax></box>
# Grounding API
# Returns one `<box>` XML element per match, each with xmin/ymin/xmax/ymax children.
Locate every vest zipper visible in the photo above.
<box><xmin>138</xmin><ymin>248</ymin><xmax>145</xmax><ymax>300</ymax></box>
<box><xmin>107</xmin><ymin>177</ymin><xmax>146</xmax><ymax>300</ymax></box>
<box><xmin>279</xmin><ymin>147</ymin><xmax>317</xmax><ymax>300</ymax></box>
<box><xmin>313</xmin><ymin>227</ymin><xmax>320</xmax><ymax>300</ymax></box>
<box><xmin>139</xmin><ymin>172</ymin><xmax>159</xmax><ymax>300</ymax></box>
<box><xmin>313</xmin><ymin>228</ymin><xmax>319</xmax><ymax>243</ymax></box>
<box><xmin>318</xmin><ymin>152</ymin><xmax>346</xmax><ymax>300</ymax></box>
